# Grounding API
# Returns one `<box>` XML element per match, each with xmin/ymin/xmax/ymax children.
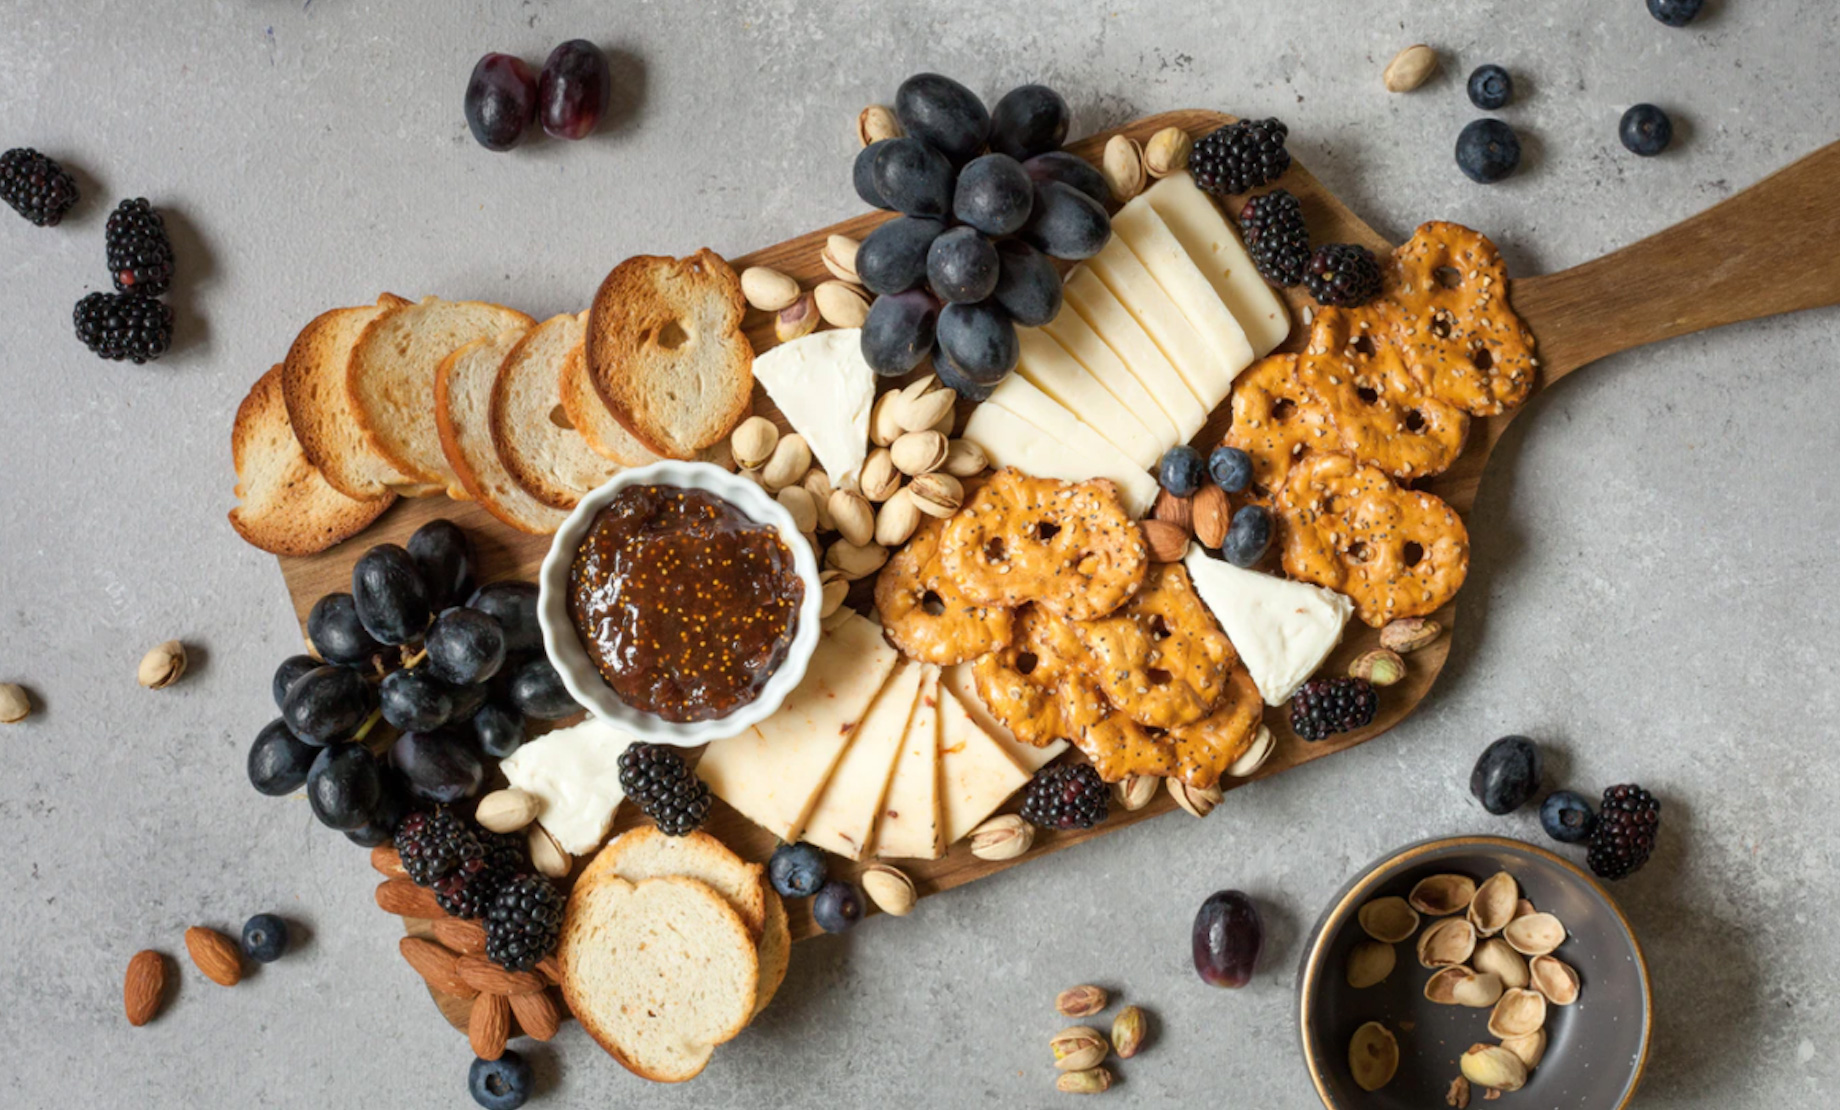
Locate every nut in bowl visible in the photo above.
<box><xmin>1298</xmin><ymin>836</ymin><xmax>1651</xmax><ymax>1108</ymax></box>
<box><xmin>538</xmin><ymin>460</ymin><xmax>824</xmax><ymax>746</ymax></box>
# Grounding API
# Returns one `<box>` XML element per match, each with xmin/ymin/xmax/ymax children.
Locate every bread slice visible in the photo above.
<box><xmin>585</xmin><ymin>827</ymin><xmax>767</xmax><ymax>937</ymax></box>
<box><xmin>433</xmin><ymin>329</ymin><xmax>567</xmax><ymax>535</ymax></box>
<box><xmin>282</xmin><ymin>294</ymin><xmax>427</xmax><ymax>500</ymax></box>
<box><xmin>490</xmin><ymin>312</ymin><xmax>621</xmax><ymax>509</ymax></box>
<box><xmin>560</xmin><ymin>874</ymin><xmax>759</xmax><ymax>1083</ymax></box>
<box><xmin>585</xmin><ymin>250</ymin><xmax>752</xmax><ymax>459</ymax></box>
<box><xmin>229</xmin><ymin>364</ymin><xmax>392</xmax><ymax>555</ymax></box>
<box><xmin>560</xmin><ymin>339</ymin><xmax>664</xmax><ymax>465</ymax></box>
<box><xmin>348</xmin><ymin>296</ymin><xmax>535</xmax><ymax>493</ymax></box>
<box><xmin>753</xmin><ymin>887</ymin><xmax>790</xmax><ymax>1017</ymax></box>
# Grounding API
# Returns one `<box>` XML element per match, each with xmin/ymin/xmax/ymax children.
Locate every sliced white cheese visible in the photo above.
<box><xmin>1015</xmin><ymin>325</ymin><xmax>1163</xmax><ymax>469</ymax></box>
<box><xmin>1184</xmin><ymin>547</ymin><xmax>1353</xmax><ymax>706</ymax></box>
<box><xmin>1062</xmin><ymin>268</ymin><xmax>1210</xmax><ymax>439</ymax></box>
<box><xmin>799</xmin><ymin>659</ymin><xmax>923</xmax><ymax>861</ymax></box>
<box><xmin>1112</xmin><ymin>198</ymin><xmax>1256</xmax><ymax>393</ymax></box>
<box><xmin>695</xmin><ymin>612</ymin><xmax>900</xmax><ymax>841</ymax></box>
<box><xmin>968</xmin><ymin>375</ymin><xmax>1160</xmax><ymax>517</ymax></box>
<box><xmin>940</xmin><ymin>663</ymin><xmax>1067</xmax><ymax>772</ymax></box>
<box><xmin>1040</xmin><ymin>301</ymin><xmax>1186</xmax><ymax>446</ymax></box>
<box><xmin>1086</xmin><ymin>234</ymin><xmax>1236</xmax><ymax>407</ymax></box>
<box><xmin>751</xmin><ymin>327</ymin><xmax>875</xmax><ymax>486</ymax></box>
<box><xmin>873</xmin><ymin>664</ymin><xmax>943</xmax><ymax>860</ymax></box>
<box><xmin>499</xmin><ymin>716</ymin><xmax>633</xmax><ymax>855</ymax></box>
<box><xmin>1144</xmin><ymin>171</ymin><xmax>1291</xmax><ymax>357</ymax></box>
<box><xmin>938</xmin><ymin>684</ymin><xmax>1032</xmax><ymax>845</ymax></box>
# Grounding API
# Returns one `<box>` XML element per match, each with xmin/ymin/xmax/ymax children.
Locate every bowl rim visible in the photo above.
<box><xmin>535</xmin><ymin>460</ymin><xmax>824</xmax><ymax>747</ymax></box>
<box><xmin>1296</xmin><ymin>834</ymin><xmax>1652</xmax><ymax>1109</ymax></box>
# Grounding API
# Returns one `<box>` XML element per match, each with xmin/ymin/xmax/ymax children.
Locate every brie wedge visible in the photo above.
<box><xmin>750</xmin><ymin>327</ymin><xmax>875</xmax><ymax>485</ymax></box>
<box><xmin>1184</xmin><ymin>547</ymin><xmax>1353</xmax><ymax>706</ymax></box>
<box><xmin>498</xmin><ymin>716</ymin><xmax>634</xmax><ymax>854</ymax></box>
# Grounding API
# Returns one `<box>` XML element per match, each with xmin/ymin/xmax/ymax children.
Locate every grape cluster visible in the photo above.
<box><xmin>464</xmin><ymin>40</ymin><xmax>612</xmax><ymax>152</ymax></box>
<box><xmin>246</xmin><ymin>518</ymin><xmax>581</xmax><ymax>848</ymax></box>
<box><xmin>852</xmin><ymin>76</ymin><xmax>1112</xmax><ymax>400</ymax></box>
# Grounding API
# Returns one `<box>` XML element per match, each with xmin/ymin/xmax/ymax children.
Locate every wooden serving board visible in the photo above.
<box><xmin>280</xmin><ymin>112</ymin><xmax>1840</xmax><ymax>959</ymax></box>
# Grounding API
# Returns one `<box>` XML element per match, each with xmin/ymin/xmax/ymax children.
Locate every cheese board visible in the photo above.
<box><xmin>277</xmin><ymin>109</ymin><xmax>1840</xmax><ymax>981</ymax></box>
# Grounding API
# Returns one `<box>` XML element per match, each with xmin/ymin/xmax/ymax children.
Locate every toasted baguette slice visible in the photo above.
<box><xmin>561</xmin><ymin>344</ymin><xmax>737</xmax><ymax>469</ymax></box>
<box><xmin>753</xmin><ymin>887</ymin><xmax>790</xmax><ymax>1017</ymax></box>
<box><xmin>585</xmin><ymin>250</ymin><xmax>752</xmax><ymax>459</ymax></box>
<box><xmin>490</xmin><ymin>312</ymin><xmax>621</xmax><ymax>509</ymax></box>
<box><xmin>229</xmin><ymin>364</ymin><xmax>392</xmax><ymax>555</ymax></box>
<box><xmin>560</xmin><ymin>875</ymin><xmax>758</xmax><ymax>1084</ymax></box>
<box><xmin>282</xmin><ymin>294</ymin><xmax>425</xmax><ymax>500</ymax></box>
<box><xmin>349</xmin><ymin>296</ymin><xmax>535</xmax><ymax>494</ymax></box>
<box><xmin>586</xmin><ymin>827</ymin><xmax>767</xmax><ymax>937</ymax></box>
<box><xmin>434</xmin><ymin>329</ymin><xmax>566</xmax><ymax>535</ymax></box>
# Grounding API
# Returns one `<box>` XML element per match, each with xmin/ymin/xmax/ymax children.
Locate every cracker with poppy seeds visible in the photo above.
<box><xmin>874</xmin><ymin>514</ymin><xmax>1014</xmax><ymax>665</ymax></box>
<box><xmin>1382</xmin><ymin>221</ymin><xmax>1538</xmax><ymax>417</ymax></box>
<box><xmin>1072</xmin><ymin>562</ymin><xmax>1236</xmax><ymax>730</ymax></box>
<box><xmin>1296</xmin><ymin>307</ymin><xmax>1471</xmax><ymax>481</ymax></box>
<box><xmin>1224</xmin><ymin>353</ymin><xmax>1338</xmax><ymax>499</ymax></box>
<box><xmin>972</xmin><ymin>603</ymin><xmax>1108</xmax><ymax>748</ymax></box>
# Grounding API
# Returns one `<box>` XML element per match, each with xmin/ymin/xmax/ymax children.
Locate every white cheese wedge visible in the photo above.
<box><xmin>1040</xmin><ymin>301</ymin><xmax>1184</xmax><ymax>446</ymax></box>
<box><xmin>1184</xmin><ymin>547</ymin><xmax>1353</xmax><ymax>706</ymax></box>
<box><xmin>1144</xmin><ymin>171</ymin><xmax>1291</xmax><ymax>357</ymax></box>
<box><xmin>1086</xmin><ymin>234</ymin><xmax>1235</xmax><ymax>406</ymax></box>
<box><xmin>873</xmin><ymin>665</ymin><xmax>943</xmax><ymax>860</ymax></box>
<box><xmin>695</xmin><ymin>612</ymin><xmax>900</xmax><ymax>841</ymax></box>
<box><xmin>1112</xmin><ymin>198</ymin><xmax>1256</xmax><ymax>393</ymax></box>
<box><xmin>498</xmin><ymin>716</ymin><xmax>633</xmax><ymax>855</ymax></box>
<box><xmin>937</xmin><ymin>684</ymin><xmax>1032</xmax><ymax>845</ymax></box>
<box><xmin>941</xmin><ymin>662</ymin><xmax>1067</xmax><ymax>772</ymax></box>
<box><xmin>750</xmin><ymin>327</ymin><xmax>875</xmax><ymax>486</ymax></box>
<box><xmin>799</xmin><ymin>659</ymin><xmax>924</xmax><ymax>861</ymax></box>
<box><xmin>967</xmin><ymin>375</ymin><xmax>1160</xmax><ymax>516</ymax></box>
<box><xmin>1015</xmin><ymin>325</ymin><xmax>1163</xmax><ymax>469</ymax></box>
<box><xmin>1062</xmin><ymin>268</ymin><xmax>1210</xmax><ymax>439</ymax></box>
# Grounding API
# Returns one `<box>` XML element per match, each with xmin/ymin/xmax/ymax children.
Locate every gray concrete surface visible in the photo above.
<box><xmin>2</xmin><ymin>0</ymin><xmax>1836</xmax><ymax>1105</ymax></box>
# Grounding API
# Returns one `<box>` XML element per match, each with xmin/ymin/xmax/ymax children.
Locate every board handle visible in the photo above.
<box><xmin>1512</xmin><ymin>139</ymin><xmax>1840</xmax><ymax>384</ymax></box>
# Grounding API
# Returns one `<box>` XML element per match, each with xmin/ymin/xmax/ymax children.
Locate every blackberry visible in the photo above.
<box><xmin>1191</xmin><ymin>118</ymin><xmax>1291</xmax><ymax>197</ymax></box>
<box><xmin>1587</xmin><ymin>784</ymin><xmax>1660</xmax><ymax>880</ymax></box>
<box><xmin>1019</xmin><ymin>762</ymin><xmax>1108</xmax><ymax>831</ymax></box>
<box><xmin>395</xmin><ymin>806</ymin><xmax>481</xmax><ymax>887</ymax></box>
<box><xmin>0</xmin><ymin>148</ymin><xmax>79</xmax><ymax>226</ymax></box>
<box><xmin>105</xmin><ymin>198</ymin><xmax>176</xmax><ymax>296</ymax></box>
<box><xmin>1288</xmin><ymin>677</ymin><xmax>1378</xmax><ymax>741</ymax></box>
<box><xmin>72</xmin><ymin>291</ymin><xmax>173</xmax><ymax>364</ymax></box>
<box><xmin>1238</xmin><ymin>189</ymin><xmax>1311</xmax><ymax>287</ymax></box>
<box><xmin>1302</xmin><ymin>243</ymin><xmax>1382</xmax><ymax>308</ymax></box>
<box><xmin>618</xmin><ymin>742</ymin><xmax>712</xmax><ymax>836</ymax></box>
<box><xmin>432</xmin><ymin>832</ymin><xmax>526</xmax><ymax>918</ymax></box>
<box><xmin>484</xmin><ymin>874</ymin><xmax>564</xmax><ymax>971</ymax></box>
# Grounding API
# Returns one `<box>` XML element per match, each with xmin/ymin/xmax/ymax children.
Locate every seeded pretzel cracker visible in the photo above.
<box><xmin>1224</xmin><ymin>353</ymin><xmax>1338</xmax><ymax>498</ymax></box>
<box><xmin>1382</xmin><ymin>221</ymin><xmax>1538</xmax><ymax>416</ymax></box>
<box><xmin>1073</xmin><ymin>563</ymin><xmax>1236</xmax><ymax>730</ymax></box>
<box><xmin>1167</xmin><ymin>667</ymin><xmax>1263</xmax><ymax>789</ymax></box>
<box><xmin>973</xmin><ymin>604</ymin><xmax>1109</xmax><ymax>748</ymax></box>
<box><xmin>1295</xmin><ymin>307</ymin><xmax>1471</xmax><ymax>480</ymax></box>
<box><xmin>874</xmin><ymin>515</ymin><xmax>1013</xmax><ymax>665</ymax></box>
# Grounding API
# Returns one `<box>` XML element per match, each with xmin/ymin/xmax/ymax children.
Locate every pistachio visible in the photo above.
<box><xmin>942</xmin><ymin>438</ymin><xmax>988</xmax><ymax>478</ymax></box>
<box><xmin>730</xmin><ymin>415</ymin><xmax>781</xmax><ymax>471</ymax></box>
<box><xmin>1168</xmin><ymin>776</ymin><xmax>1223</xmax><ymax>818</ymax></box>
<box><xmin>828</xmin><ymin>489</ymin><xmax>876</xmax><ymax>547</ymax></box>
<box><xmin>818</xmin><ymin>570</ymin><xmax>849</xmax><ymax>618</ymax></box>
<box><xmin>822</xmin><ymin>234</ymin><xmax>862</xmax><ymax>284</ymax></box>
<box><xmin>1417</xmin><ymin>917</ymin><xmax>1477</xmax><ymax>969</ymax></box>
<box><xmin>527</xmin><ymin>824</ymin><xmax>571</xmax><ymax>879</ymax></box>
<box><xmin>1349</xmin><ymin>1021</ymin><xmax>1399</xmax><ymax>1092</ymax></box>
<box><xmin>1452</xmin><ymin>970</ymin><xmax>1505</xmax><ymax>1009</ymax></box>
<box><xmin>870</xmin><ymin>391</ymin><xmax>906</xmax><ymax>448</ymax></box>
<box><xmin>802</xmin><ymin>469</ymin><xmax>835</xmax><ymax>530</ymax></box>
<box><xmin>896</xmin><ymin>385</ymin><xmax>957</xmax><ymax>435</ymax></box>
<box><xmin>1383</xmin><ymin>44</ymin><xmax>1440</xmax><ymax>93</ymax></box>
<box><xmin>1055</xmin><ymin>984</ymin><xmax>1108</xmax><ymax>1018</ymax></box>
<box><xmin>0</xmin><ymin>683</ymin><xmax>30</xmax><ymax>724</ymax></box>
<box><xmin>967</xmin><ymin>813</ymin><xmax>1033</xmax><ymax>861</ymax></box>
<box><xmin>137</xmin><ymin>640</ymin><xmax>187</xmax><ymax>690</ymax></box>
<box><xmin>907</xmin><ymin>472</ymin><xmax>963</xmax><ymax>518</ymax></box>
<box><xmin>1111</xmin><ymin>1006</ymin><xmax>1147</xmax><ymax>1059</ymax></box>
<box><xmin>1056</xmin><ymin>1067</ymin><xmax>1112</xmax><ymax>1095</ymax></box>
<box><xmin>857</xmin><ymin>104</ymin><xmax>902</xmax><ymax>146</ymax></box>
<box><xmin>1460</xmin><ymin>1043</ymin><xmax>1528</xmax><ymax>1093</ymax></box>
<box><xmin>858</xmin><ymin>447</ymin><xmax>902</xmax><ymax>502</ymax></box>
<box><xmin>861</xmin><ymin>863</ymin><xmax>917</xmax><ymax>917</ymax></box>
<box><xmin>1102</xmin><ymin>134</ymin><xmax>1146</xmax><ymax>201</ymax></box>
<box><xmin>1225</xmin><ymin>724</ymin><xmax>1275</xmax><ymax>777</ymax></box>
<box><xmin>824</xmin><ymin>538</ymin><xmax>888</xmax><ymax>581</ymax></box>
<box><xmin>1501</xmin><ymin>912</ymin><xmax>1565</xmax><ymax>957</ymax></box>
<box><xmin>1500</xmin><ymin>1028</ymin><xmax>1547</xmax><ymax>1070</ymax></box>
<box><xmin>761</xmin><ymin>433</ymin><xmax>812</xmax><ymax>491</ymax></box>
<box><xmin>1409</xmin><ymin>873</ymin><xmax>1478</xmax><ymax>917</ymax></box>
<box><xmin>1472</xmin><ymin>938</ymin><xmax>1530</xmax><ymax>990</ymax></box>
<box><xmin>775</xmin><ymin>292</ymin><xmax>820</xmax><ymax>343</ymax></box>
<box><xmin>1143</xmin><ymin>126</ymin><xmax>1193</xmax><ymax>178</ymax></box>
<box><xmin>1346</xmin><ymin>939</ymin><xmax>1396</xmax><ymax>989</ymax></box>
<box><xmin>740</xmin><ymin>266</ymin><xmax>801</xmax><ymax>313</ymax></box>
<box><xmin>1357</xmin><ymin>896</ymin><xmax>1420</xmax><ymax>944</ymax></box>
<box><xmin>1112</xmin><ymin>774</ymin><xmax>1158</xmax><ymax>812</ymax></box>
<box><xmin>1486</xmin><ymin>987</ymin><xmax>1547</xmax><ymax>1039</ymax></box>
<box><xmin>1513</xmin><ymin>898</ymin><xmax>1537</xmax><ymax>922</ymax></box>
<box><xmin>777</xmin><ymin>485</ymin><xmax>819</xmax><ymax>535</ymax></box>
<box><xmin>1349</xmin><ymin>648</ymin><xmax>1406</xmax><ymax>687</ymax></box>
<box><xmin>475</xmin><ymin>788</ymin><xmax>540</xmax><ymax>833</ymax></box>
<box><xmin>874</xmin><ymin>488</ymin><xmax>922</xmax><ymax>547</ymax></box>
<box><xmin>814</xmin><ymin>280</ymin><xmax>871</xmax><ymax>328</ymax></box>
<box><xmin>1380</xmin><ymin>616</ymin><xmax>1442</xmax><ymax>654</ymax></box>
<box><xmin>1050</xmin><ymin>1026</ymin><xmax>1109</xmax><ymax>1071</ymax></box>
<box><xmin>1467</xmin><ymin>871</ymin><xmax>1518</xmax><ymax>937</ymax></box>
<box><xmin>890</xmin><ymin>429</ymin><xmax>948</xmax><ymax>476</ymax></box>
<box><xmin>1423</xmin><ymin>966</ymin><xmax>1471</xmax><ymax>1005</ymax></box>
<box><xmin>1528</xmin><ymin>954</ymin><xmax>1579</xmax><ymax>1005</ymax></box>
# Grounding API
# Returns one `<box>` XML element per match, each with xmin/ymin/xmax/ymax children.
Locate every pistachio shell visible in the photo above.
<box><xmin>907</xmin><ymin>472</ymin><xmax>963</xmax><ymax>518</ymax></box>
<box><xmin>828</xmin><ymin>489</ymin><xmax>875</xmax><ymax>547</ymax></box>
<box><xmin>1049</xmin><ymin>1026</ymin><xmax>1108</xmax><ymax>1072</ymax></box>
<box><xmin>777</xmin><ymin>484</ymin><xmax>818</xmax><ymax>535</ymax></box>
<box><xmin>1472</xmin><ymin>938</ymin><xmax>1530</xmax><ymax>990</ymax></box>
<box><xmin>138</xmin><ymin>640</ymin><xmax>187</xmax><ymax>690</ymax></box>
<box><xmin>1529</xmin><ymin>954</ymin><xmax>1580</xmax><ymax>1005</ymax></box>
<box><xmin>1225</xmin><ymin>724</ymin><xmax>1275</xmax><ymax>777</ymax></box>
<box><xmin>761</xmin><ymin>433</ymin><xmax>811</xmax><ymax>491</ymax></box>
<box><xmin>1409</xmin><ymin>873</ymin><xmax>1478</xmax><ymax>916</ymax></box>
<box><xmin>1513</xmin><ymin>897</ymin><xmax>1538</xmax><ymax>921</ymax></box>
<box><xmin>740</xmin><ymin>265</ymin><xmax>800</xmax><ymax>313</ymax></box>
<box><xmin>861</xmin><ymin>864</ymin><xmax>916</xmax><ymax>917</ymax></box>
<box><xmin>802</xmin><ymin>470</ymin><xmax>835</xmax><ymax>530</ymax></box>
<box><xmin>818</xmin><ymin>570</ymin><xmax>848</xmax><ymax>618</ymax></box>
<box><xmin>1357</xmin><ymin>896</ymin><xmax>1420</xmax><ymax>944</ymax></box>
<box><xmin>942</xmin><ymin>438</ymin><xmax>987</xmax><ymax>478</ymax></box>
<box><xmin>1168</xmin><ymin>776</ymin><xmax>1223</xmax><ymax>818</ymax></box>
<box><xmin>857</xmin><ymin>104</ymin><xmax>901</xmax><ymax>146</ymax></box>
<box><xmin>967</xmin><ymin>814</ymin><xmax>1033</xmax><ymax>860</ymax></box>
<box><xmin>822</xmin><ymin>234</ymin><xmax>861</xmax><ymax>284</ymax></box>
<box><xmin>730</xmin><ymin>415</ymin><xmax>780</xmax><ymax>470</ymax></box>
<box><xmin>1460</xmin><ymin>1043</ymin><xmax>1528</xmax><ymax>1093</ymax></box>
<box><xmin>824</xmin><ymin>538</ymin><xmax>888</xmax><ymax>581</ymax></box>
<box><xmin>890</xmin><ymin>429</ymin><xmax>948</xmax><ymax>476</ymax></box>
<box><xmin>1383</xmin><ymin>43</ymin><xmax>1440</xmax><ymax>94</ymax></box>
<box><xmin>1423</xmin><ymin>966</ymin><xmax>1470</xmax><ymax>1005</ymax></box>
<box><xmin>896</xmin><ymin>385</ymin><xmax>957</xmax><ymax>435</ymax></box>
<box><xmin>870</xmin><ymin>391</ymin><xmax>905</xmax><ymax>447</ymax></box>
<box><xmin>1102</xmin><ymin>134</ymin><xmax>1145</xmax><ymax>202</ymax></box>
<box><xmin>775</xmin><ymin>292</ymin><xmax>820</xmax><ymax>343</ymax></box>
<box><xmin>1346</xmin><ymin>939</ymin><xmax>1396</xmax><ymax>989</ymax></box>
<box><xmin>813</xmin><ymin>280</ymin><xmax>871</xmax><ymax>328</ymax></box>
<box><xmin>0</xmin><ymin>683</ymin><xmax>29</xmax><ymax>724</ymax></box>
<box><xmin>1452</xmin><ymin>970</ymin><xmax>1505</xmax><ymax>1009</ymax></box>
<box><xmin>1467</xmin><ymin>871</ymin><xmax>1519</xmax><ymax>937</ymax></box>
<box><xmin>1348</xmin><ymin>1021</ymin><xmax>1398</xmax><ymax>1092</ymax></box>
<box><xmin>1416</xmin><ymin>916</ymin><xmax>1477</xmax><ymax>969</ymax></box>
<box><xmin>1502</xmin><ymin>912</ymin><xmax>1565</xmax><ymax>956</ymax></box>
<box><xmin>874</xmin><ymin>488</ymin><xmax>921</xmax><ymax>547</ymax></box>
<box><xmin>1143</xmin><ymin>126</ymin><xmax>1193</xmax><ymax>178</ymax></box>
<box><xmin>858</xmin><ymin>447</ymin><xmax>902</xmax><ymax>501</ymax></box>
<box><xmin>1486</xmin><ymin>987</ymin><xmax>1548</xmax><ymax>1039</ymax></box>
<box><xmin>1501</xmin><ymin>1028</ymin><xmax>1547</xmax><ymax>1070</ymax></box>
<box><xmin>1113</xmin><ymin>773</ymin><xmax>1158</xmax><ymax>812</ymax></box>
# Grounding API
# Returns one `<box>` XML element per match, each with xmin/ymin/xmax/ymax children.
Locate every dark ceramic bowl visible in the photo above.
<box><xmin>1298</xmin><ymin>836</ymin><xmax>1651</xmax><ymax>1108</ymax></box>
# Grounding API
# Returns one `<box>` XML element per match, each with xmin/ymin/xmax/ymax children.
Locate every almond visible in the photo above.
<box><xmin>431</xmin><ymin>917</ymin><xmax>489</xmax><ymax>957</ymax></box>
<box><xmin>535</xmin><ymin>955</ymin><xmax>564</xmax><ymax>986</ymax></box>
<box><xmin>184</xmin><ymin>926</ymin><xmax>243</xmax><ymax>987</ymax></box>
<box><xmin>400</xmin><ymin>936</ymin><xmax>477</xmax><ymax>997</ymax></box>
<box><xmin>469</xmin><ymin>992</ymin><xmax>511</xmax><ymax>1061</ymax></box>
<box><xmin>1192</xmin><ymin>485</ymin><xmax>1230</xmax><ymax>549</ymax></box>
<box><xmin>370</xmin><ymin>844</ymin><xmax>406</xmax><ymax>878</ymax></box>
<box><xmin>457</xmin><ymin>954</ymin><xmax>547</xmax><ymax>996</ymax></box>
<box><xmin>509</xmin><ymin>989</ymin><xmax>562</xmax><ymax>1041</ymax></box>
<box><xmin>123</xmin><ymin>950</ymin><xmax>167</xmax><ymax>1026</ymax></box>
<box><xmin>1152</xmin><ymin>489</ymin><xmax>1193</xmax><ymax>533</ymax></box>
<box><xmin>376</xmin><ymin>878</ymin><xmax>446</xmax><ymax>920</ymax></box>
<box><xmin>1141</xmin><ymin>519</ymin><xmax>1190</xmax><ymax>562</ymax></box>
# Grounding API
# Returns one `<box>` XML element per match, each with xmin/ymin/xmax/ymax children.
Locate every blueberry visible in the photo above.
<box><xmin>861</xmin><ymin>289</ymin><xmax>940</xmax><ymax>377</ymax></box>
<box><xmin>240</xmin><ymin>913</ymin><xmax>289</xmax><ymax>963</ymax></box>
<box><xmin>952</xmin><ymin>153</ymin><xmax>1034</xmax><ymax>237</ymax></box>
<box><xmin>811</xmin><ymin>880</ymin><xmax>864</xmax><ymax>933</ymax></box>
<box><xmin>1470</xmin><ymin>735</ymin><xmax>1543</xmax><ymax>815</ymax></box>
<box><xmin>248</xmin><ymin>718</ymin><xmax>318</xmax><ymax>796</ymax></box>
<box><xmin>1647</xmin><ymin>0</ymin><xmax>1704</xmax><ymax>26</ymax></box>
<box><xmin>1220</xmin><ymin>505</ymin><xmax>1272</xmax><ymax>567</ymax></box>
<box><xmin>1455</xmin><ymin>119</ymin><xmax>1522</xmax><ymax>184</ymax></box>
<box><xmin>1620</xmin><ymin>103</ymin><xmax>1673</xmax><ymax>156</ymax></box>
<box><xmin>1541</xmin><ymin>790</ymin><xmax>1598</xmax><ymax>844</ymax></box>
<box><xmin>1467</xmin><ymin>65</ymin><xmax>1513</xmax><ymax>111</ymax></box>
<box><xmin>768</xmin><ymin>842</ymin><xmax>827</xmax><ymax>898</ymax></box>
<box><xmin>988</xmin><ymin>84</ymin><xmax>1070</xmax><ymax>162</ymax></box>
<box><xmin>468</xmin><ymin>1051</ymin><xmax>533</xmax><ymax>1110</ymax></box>
<box><xmin>926</xmin><ymin>226</ymin><xmax>1001</xmax><ymax>304</ymax></box>
<box><xmin>425</xmin><ymin>607</ymin><xmax>508</xmax><ymax>686</ymax></box>
<box><xmin>894</xmin><ymin>73</ymin><xmax>990</xmax><ymax>165</ymax></box>
<box><xmin>1208</xmin><ymin>446</ymin><xmax>1253</xmax><ymax>494</ymax></box>
<box><xmin>271</xmin><ymin>654</ymin><xmax>319</xmax><ymax>711</ymax></box>
<box><xmin>1158</xmin><ymin>445</ymin><xmax>1206</xmax><ymax>496</ymax></box>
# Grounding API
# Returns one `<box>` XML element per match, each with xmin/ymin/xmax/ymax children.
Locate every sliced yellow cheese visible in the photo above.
<box><xmin>799</xmin><ymin>659</ymin><xmax>924</xmax><ymax>861</ymax></box>
<box><xmin>872</xmin><ymin>664</ymin><xmax>943</xmax><ymax>860</ymax></box>
<box><xmin>694</xmin><ymin>613</ymin><xmax>899</xmax><ymax>842</ymax></box>
<box><xmin>1144</xmin><ymin>171</ymin><xmax>1291</xmax><ymax>357</ymax></box>
<box><xmin>938</xmin><ymin>684</ymin><xmax>1032</xmax><ymax>845</ymax></box>
<box><xmin>1112</xmin><ymin>198</ymin><xmax>1256</xmax><ymax>392</ymax></box>
<box><xmin>969</xmin><ymin>375</ymin><xmax>1160</xmax><ymax>516</ymax></box>
<box><xmin>1063</xmin><ymin>268</ymin><xmax>1211</xmax><ymax>437</ymax></box>
<box><xmin>1015</xmin><ymin>325</ymin><xmax>1163</xmax><ymax>469</ymax></box>
<box><xmin>1086</xmin><ymin>234</ymin><xmax>1236</xmax><ymax>406</ymax></box>
<box><xmin>1040</xmin><ymin>301</ymin><xmax>1189</xmax><ymax>445</ymax></box>
<box><xmin>941</xmin><ymin>663</ymin><xmax>1067</xmax><ymax>773</ymax></box>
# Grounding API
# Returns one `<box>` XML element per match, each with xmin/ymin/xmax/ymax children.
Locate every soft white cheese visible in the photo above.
<box><xmin>1184</xmin><ymin>547</ymin><xmax>1353</xmax><ymax>706</ymax></box>
<box><xmin>750</xmin><ymin>327</ymin><xmax>875</xmax><ymax>486</ymax></box>
<box><xmin>498</xmin><ymin>716</ymin><xmax>634</xmax><ymax>854</ymax></box>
